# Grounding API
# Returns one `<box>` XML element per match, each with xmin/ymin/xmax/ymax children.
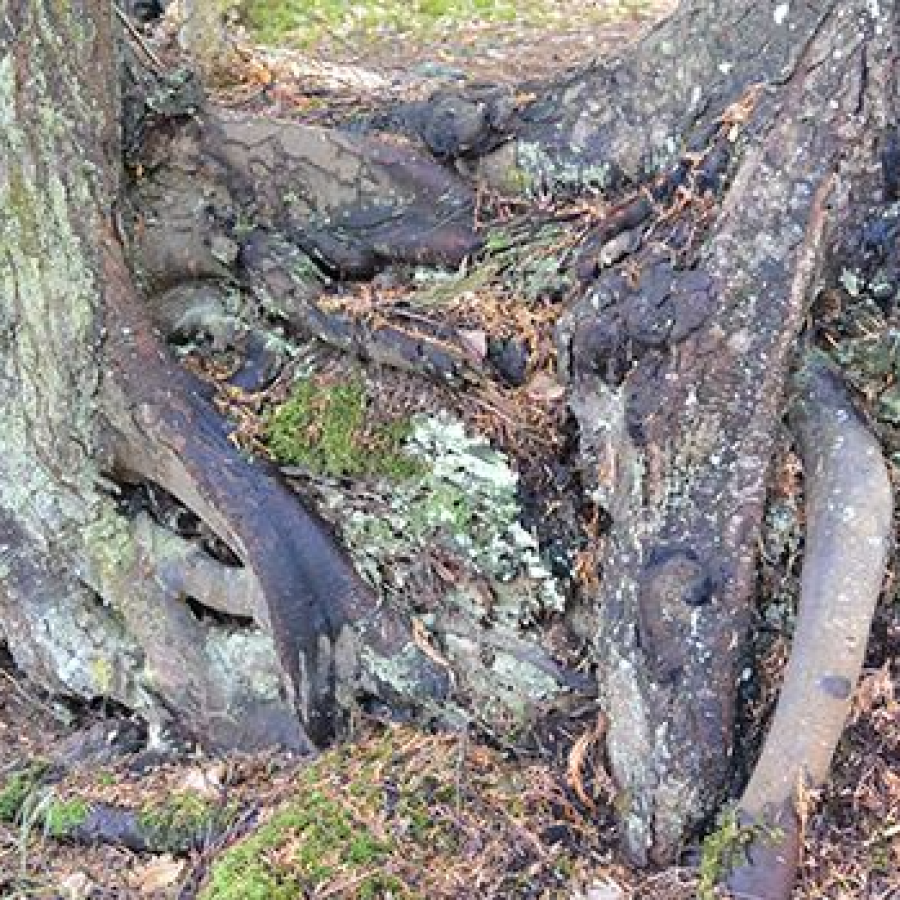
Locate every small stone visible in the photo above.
<box><xmin>488</xmin><ymin>336</ymin><xmax>529</xmax><ymax>386</ymax></box>
<box><xmin>209</xmin><ymin>233</ymin><xmax>239</xmax><ymax>266</ymax></box>
<box><xmin>585</xmin><ymin>880</ymin><xmax>626</xmax><ymax>900</ymax></box>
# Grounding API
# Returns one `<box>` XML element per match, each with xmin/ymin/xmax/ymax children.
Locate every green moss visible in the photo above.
<box><xmin>139</xmin><ymin>790</ymin><xmax>235</xmax><ymax>850</ymax></box>
<box><xmin>698</xmin><ymin>809</ymin><xmax>755</xmax><ymax>899</ymax></box>
<box><xmin>44</xmin><ymin>797</ymin><xmax>90</xmax><ymax>837</ymax></box>
<box><xmin>200</xmin><ymin>791</ymin><xmax>400</xmax><ymax>900</ymax></box>
<box><xmin>239</xmin><ymin>0</ymin><xmax>519</xmax><ymax>46</ymax></box>
<box><xmin>0</xmin><ymin>764</ymin><xmax>48</xmax><ymax>822</ymax></box>
<box><xmin>264</xmin><ymin>376</ymin><xmax>422</xmax><ymax>481</ymax></box>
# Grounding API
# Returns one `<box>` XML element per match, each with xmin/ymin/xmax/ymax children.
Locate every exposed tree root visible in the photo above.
<box><xmin>724</xmin><ymin>356</ymin><xmax>893</xmax><ymax>900</ymax></box>
<box><xmin>240</xmin><ymin>231</ymin><xmax>480</xmax><ymax>384</ymax></box>
<box><xmin>200</xmin><ymin>110</ymin><xmax>480</xmax><ymax>276</ymax></box>
<box><xmin>99</xmin><ymin>242</ymin><xmax>449</xmax><ymax>749</ymax></box>
<box><xmin>559</xmin><ymin>3</ymin><xmax>891</xmax><ymax>864</ymax></box>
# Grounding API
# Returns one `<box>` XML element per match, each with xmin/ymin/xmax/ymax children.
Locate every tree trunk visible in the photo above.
<box><xmin>559</xmin><ymin>1</ymin><xmax>896</xmax><ymax>864</ymax></box>
<box><xmin>0</xmin><ymin>1</ymin><xmax>451</xmax><ymax>752</ymax></box>
<box><xmin>1</xmin><ymin>1</ymin><xmax>895</xmax><ymax>891</ymax></box>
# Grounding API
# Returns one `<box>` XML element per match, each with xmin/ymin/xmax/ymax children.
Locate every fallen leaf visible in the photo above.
<box><xmin>526</xmin><ymin>371</ymin><xmax>566</xmax><ymax>402</ymax></box>
<box><xmin>458</xmin><ymin>328</ymin><xmax>488</xmax><ymax>361</ymax></box>
<box><xmin>60</xmin><ymin>872</ymin><xmax>94</xmax><ymax>900</ymax></box>
<box><xmin>130</xmin><ymin>855</ymin><xmax>185</xmax><ymax>895</ymax></box>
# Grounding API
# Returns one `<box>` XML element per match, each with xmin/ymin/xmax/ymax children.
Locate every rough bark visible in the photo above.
<box><xmin>559</xmin><ymin>0</ymin><xmax>895</xmax><ymax>865</ymax></box>
<box><xmin>471</xmin><ymin>1</ymin><xmax>832</xmax><ymax>195</ymax></box>
<box><xmin>2</xmin><ymin>3</ymin><xmax>897</xmax><ymax>890</ymax></box>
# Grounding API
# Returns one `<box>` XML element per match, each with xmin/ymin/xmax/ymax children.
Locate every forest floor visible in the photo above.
<box><xmin>1</xmin><ymin>2</ymin><xmax>899</xmax><ymax>898</ymax></box>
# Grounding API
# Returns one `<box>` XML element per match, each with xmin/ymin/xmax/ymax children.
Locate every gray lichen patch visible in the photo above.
<box><xmin>306</xmin><ymin>412</ymin><xmax>572</xmax><ymax>732</ymax></box>
<box><xmin>319</xmin><ymin>413</ymin><xmax>564</xmax><ymax>625</ymax></box>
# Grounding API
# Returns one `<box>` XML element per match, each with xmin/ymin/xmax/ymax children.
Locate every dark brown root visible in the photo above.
<box><xmin>725</xmin><ymin>355</ymin><xmax>893</xmax><ymax>899</ymax></box>
<box><xmin>99</xmin><ymin>238</ymin><xmax>449</xmax><ymax>749</ymax></box>
<box><xmin>240</xmin><ymin>231</ymin><xmax>481</xmax><ymax>384</ymax></box>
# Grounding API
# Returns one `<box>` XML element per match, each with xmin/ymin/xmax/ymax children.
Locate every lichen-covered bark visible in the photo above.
<box><xmin>0</xmin><ymin>1</ymin><xmax>303</xmax><ymax>748</ymax></box>
<box><xmin>0</xmin><ymin>1</ymin><xmax>134</xmax><ymax>701</ymax></box>
<box><xmin>477</xmin><ymin>1</ymin><xmax>834</xmax><ymax>195</ymax></box>
<box><xmin>561</xmin><ymin>0</ymin><xmax>894</xmax><ymax>865</ymax></box>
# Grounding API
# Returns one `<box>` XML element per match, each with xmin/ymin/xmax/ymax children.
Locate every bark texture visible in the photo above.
<box><xmin>560</xmin><ymin>0</ymin><xmax>895</xmax><ymax>864</ymax></box>
<box><xmin>726</xmin><ymin>357</ymin><xmax>893</xmax><ymax>899</ymax></box>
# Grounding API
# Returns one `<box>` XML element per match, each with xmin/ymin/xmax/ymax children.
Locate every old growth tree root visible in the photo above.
<box><xmin>119</xmin><ymin>0</ymin><xmax>895</xmax><ymax>859</ymax></box>
<box><xmin>99</xmin><ymin>242</ymin><xmax>449</xmax><ymax>749</ymax></box>
<box><xmin>723</xmin><ymin>356</ymin><xmax>893</xmax><ymax>900</ymax></box>
<box><xmin>557</xmin><ymin>2</ymin><xmax>893</xmax><ymax>863</ymax></box>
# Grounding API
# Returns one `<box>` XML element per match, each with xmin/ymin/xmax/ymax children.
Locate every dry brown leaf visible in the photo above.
<box><xmin>177</xmin><ymin>764</ymin><xmax>224</xmax><ymax>799</ymax></box>
<box><xmin>129</xmin><ymin>855</ymin><xmax>185</xmax><ymax>895</ymax></box>
<box><xmin>526</xmin><ymin>372</ymin><xmax>565</xmax><ymax>403</ymax></box>
<box><xmin>567</xmin><ymin>713</ymin><xmax>612</xmax><ymax>812</ymax></box>
<box><xmin>458</xmin><ymin>328</ymin><xmax>488</xmax><ymax>361</ymax></box>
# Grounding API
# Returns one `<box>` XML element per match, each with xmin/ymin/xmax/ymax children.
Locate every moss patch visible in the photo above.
<box><xmin>200</xmin><ymin>789</ymin><xmax>398</xmax><ymax>900</ymax></box>
<box><xmin>200</xmin><ymin>725</ymin><xmax>593</xmax><ymax>900</ymax></box>
<box><xmin>698</xmin><ymin>809</ymin><xmax>754</xmax><ymax>899</ymax></box>
<box><xmin>44</xmin><ymin>797</ymin><xmax>90</xmax><ymax>838</ymax></box>
<box><xmin>326</xmin><ymin>413</ymin><xmax>564</xmax><ymax>625</ymax></box>
<box><xmin>264</xmin><ymin>375</ymin><xmax>421</xmax><ymax>481</ymax></box>
<box><xmin>139</xmin><ymin>790</ymin><xmax>236</xmax><ymax>851</ymax></box>
<box><xmin>0</xmin><ymin>763</ymin><xmax>49</xmax><ymax>822</ymax></box>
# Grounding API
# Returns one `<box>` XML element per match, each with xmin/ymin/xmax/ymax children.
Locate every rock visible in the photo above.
<box><xmin>488</xmin><ymin>336</ymin><xmax>529</xmax><ymax>386</ymax></box>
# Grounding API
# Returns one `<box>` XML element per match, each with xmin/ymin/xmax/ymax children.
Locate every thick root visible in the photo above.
<box><xmin>725</xmin><ymin>356</ymin><xmax>893</xmax><ymax>899</ymax></box>
<box><xmin>99</xmin><ymin>240</ymin><xmax>449</xmax><ymax>749</ymax></box>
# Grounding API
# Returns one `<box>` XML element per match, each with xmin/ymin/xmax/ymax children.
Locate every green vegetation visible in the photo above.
<box><xmin>200</xmin><ymin>725</ymin><xmax>593</xmax><ymax>899</ymax></box>
<box><xmin>44</xmin><ymin>797</ymin><xmax>89</xmax><ymax>838</ymax></box>
<box><xmin>240</xmin><ymin>0</ymin><xmax>517</xmax><ymax>46</ymax></box>
<box><xmin>264</xmin><ymin>376</ymin><xmax>421</xmax><ymax>481</ymax></box>
<box><xmin>0</xmin><ymin>768</ymin><xmax>90</xmax><ymax>839</ymax></box>
<box><xmin>0</xmin><ymin>764</ymin><xmax>48</xmax><ymax>822</ymax></box>
<box><xmin>238</xmin><ymin>0</ymin><xmax>654</xmax><ymax>47</ymax></box>
<box><xmin>139</xmin><ymin>790</ymin><xmax>236</xmax><ymax>850</ymax></box>
<box><xmin>199</xmin><ymin>790</ymin><xmax>399</xmax><ymax>900</ymax></box>
<box><xmin>698</xmin><ymin>809</ymin><xmax>755</xmax><ymax>899</ymax></box>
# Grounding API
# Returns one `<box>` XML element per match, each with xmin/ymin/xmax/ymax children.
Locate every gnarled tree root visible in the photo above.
<box><xmin>724</xmin><ymin>355</ymin><xmax>893</xmax><ymax>900</ymax></box>
<box><xmin>99</xmin><ymin>242</ymin><xmax>448</xmax><ymax>750</ymax></box>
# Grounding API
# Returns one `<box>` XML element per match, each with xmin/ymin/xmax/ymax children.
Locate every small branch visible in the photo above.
<box><xmin>113</xmin><ymin>3</ymin><xmax>165</xmax><ymax>73</ymax></box>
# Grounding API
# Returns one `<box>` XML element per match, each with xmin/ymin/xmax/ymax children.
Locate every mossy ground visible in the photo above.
<box><xmin>43</xmin><ymin>798</ymin><xmax>90</xmax><ymax>838</ymax></box>
<box><xmin>139</xmin><ymin>790</ymin><xmax>236</xmax><ymax>850</ymax></box>
<box><xmin>0</xmin><ymin>765</ymin><xmax>90</xmax><ymax>839</ymax></box>
<box><xmin>263</xmin><ymin>375</ymin><xmax>422</xmax><ymax>481</ymax></box>
<box><xmin>200</xmin><ymin>724</ymin><xmax>600</xmax><ymax>900</ymax></box>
